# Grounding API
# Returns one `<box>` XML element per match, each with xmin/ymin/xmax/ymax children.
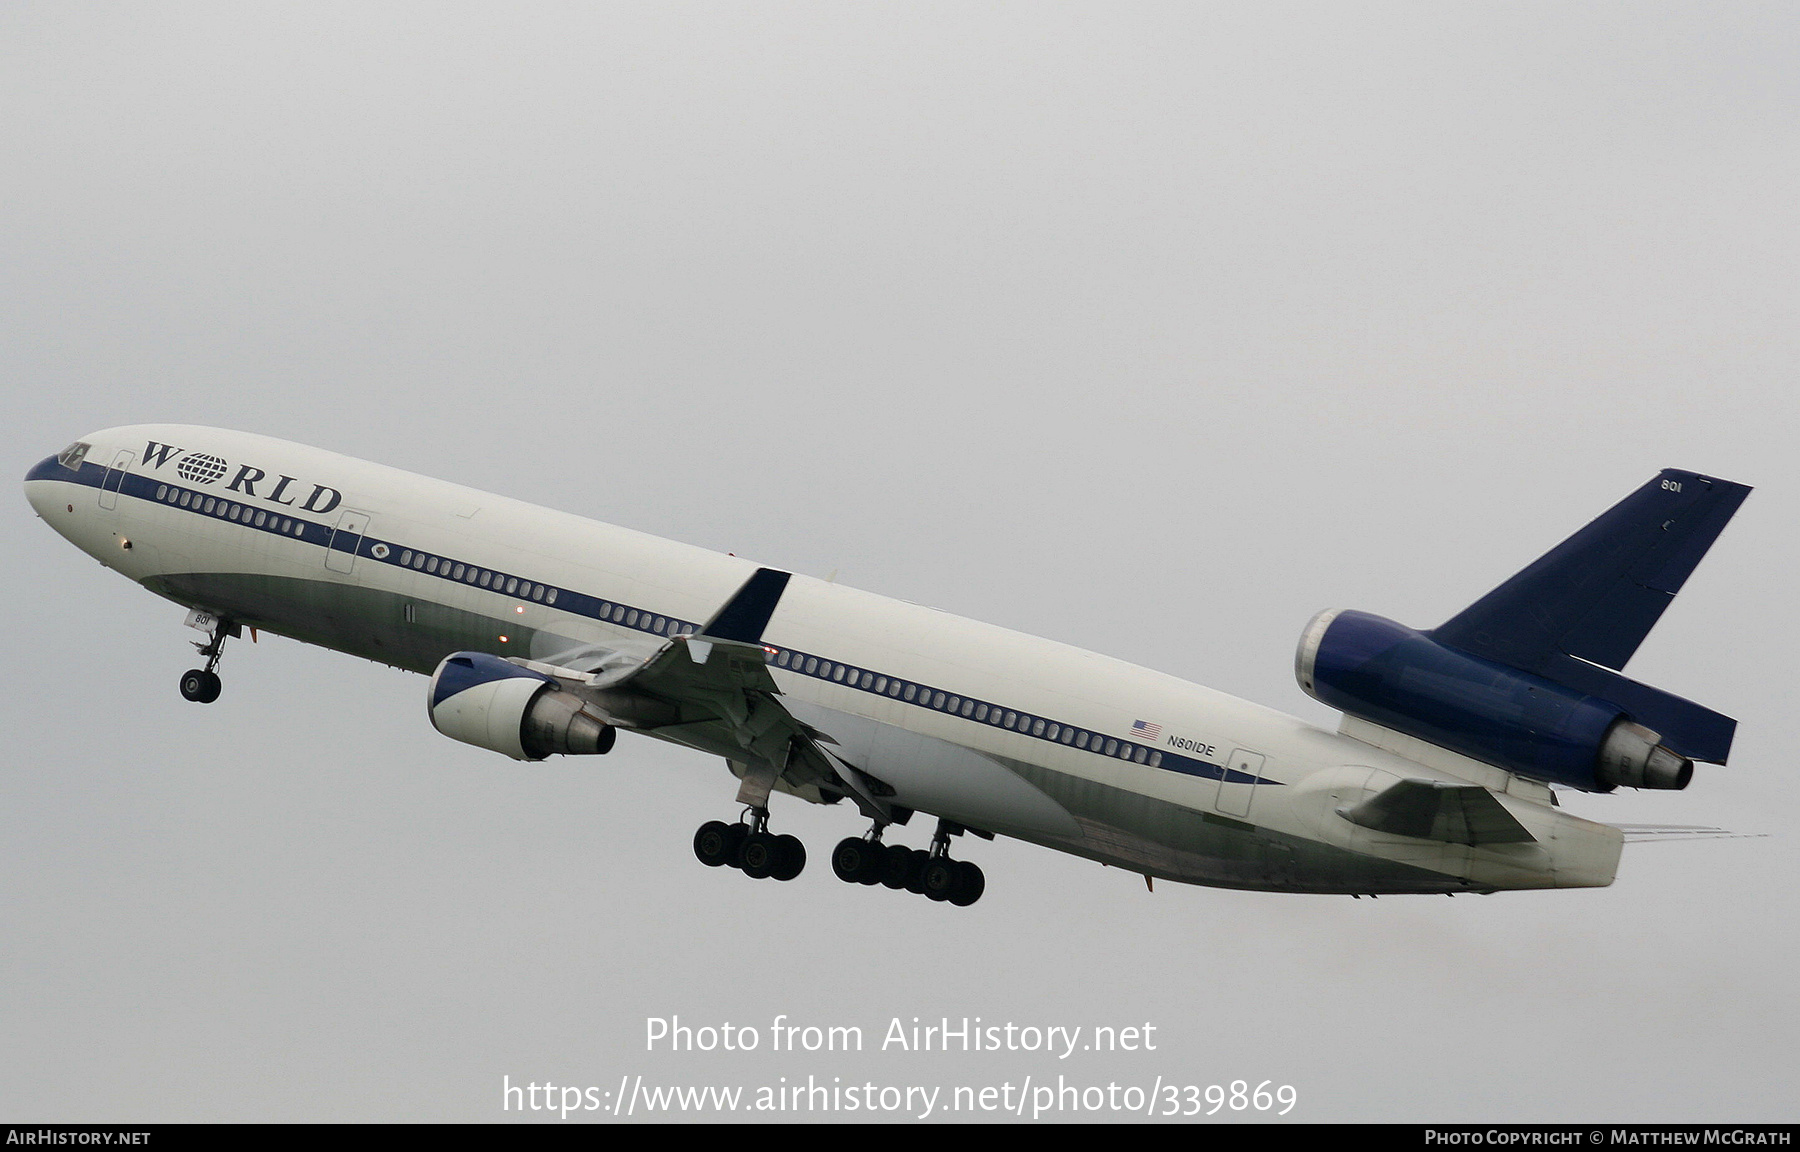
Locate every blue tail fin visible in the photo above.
<box><xmin>1430</xmin><ymin>469</ymin><xmax>1750</xmax><ymax>763</ymax></box>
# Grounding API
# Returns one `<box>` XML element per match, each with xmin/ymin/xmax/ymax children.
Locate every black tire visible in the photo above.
<box><xmin>772</xmin><ymin>834</ymin><xmax>806</xmax><ymax>881</ymax></box>
<box><xmin>740</xmin><ymin>832</ymin><xmax>778</xmax><ymax>879</ymax></box>
<box><xmin>904</xmin><ymin>849</ymin><xmax>932</xmax><ymax>895</ymax></box>
<box><xmin>693</xmin><ymin>821</ymin><xmax>735</xmax><ymax>867</ymax></box>
<box><xmin>948</xmin><ymin>861</ymin><xmax>986</xmax><ymax>907</ymax></box>
<box><xmin>832</xmin><ymin>837</ymin><xmax>869</xmax><ymax>883</ymax></box>
<box><xmin>856</xmin><ymin>844</ymin><xmax>885</xmax><ymax>885</ymax></box>
<box><xmin>721</xmin><ymin>823</ymin><xmax>747</xmax><ymax>867</ymax></box>
<box><xmin>879</xmin><ymin>844</ymin><xmax>913</xmax><ymax>890</ymax></box>
<box><xmin>922</xmin><ymin>857</ymin><xmax>958</xmax><ymax>902</ymax></box>
<box><xmin>180</xmin><ymin>669</ymin><xmax>220</xmax><ymax>704</ymax></box>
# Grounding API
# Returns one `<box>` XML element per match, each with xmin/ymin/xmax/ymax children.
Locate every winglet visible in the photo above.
<box><xmin>700</xmin><ymin>568</ymin><xmax>792</xmax><ymax>644</ymax></box>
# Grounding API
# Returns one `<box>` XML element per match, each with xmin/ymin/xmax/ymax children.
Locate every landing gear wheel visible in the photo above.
<box><xmin>179</xmin><ymin>669</ymin><xmax>221</xmax><ymax>704</ymax></box>
<box><xmin>832</xmin><ymin>837</ymin><xmax>874</xmax><ymax>884</ymax></box>
<box><xmin>904</xmin><ymin>849</ymin><xmax>932</xmax><ymax>894</ymax></box>
<box><xmin>922</xmin><ymin>857</ymin><xmax>959</xmax><ymax>902</ymax></box>
<box><xmin>740</xmin><ymin>832</ymin><xmax>779</xmax><ymax>879</ymax></box>
<box><xmin>948</xmin><ymin>861</ymin><xmax>986</xmax><ymax>907</ymax></box>
<box><xmin>879</xmin><ymin>844</ymin><xmax>913</xmax><ymax>890</ymax></box>
<box><xmin>771</xmin><ymin>834</ymin><xmax>806</xmax><ymax>881</ymax></box>
<box><xmin>693</xmin><ymin>821</ymin><xmax>737</xmax><ymax>867</ymax></box>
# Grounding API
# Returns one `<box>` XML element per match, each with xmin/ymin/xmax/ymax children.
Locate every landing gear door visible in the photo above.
<box><xmin>325</xmin><ymin>509</ymin><xmax>372</xmax><ymax>574</ymax></box>
<box><xmin>99</xmin><ymin>449</ymin><xmax>134</xmax><ymax>510</ymax></box>
<box><xmin>1215</xmin><ymin>748</ymin><xmax>1266</xmax><ymax>818</ymax></box>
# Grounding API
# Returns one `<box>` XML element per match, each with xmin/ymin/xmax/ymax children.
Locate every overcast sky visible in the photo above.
<box><xmin>4</xmin><ymin>2</ymin><xmax>1796</xmax><ymax>1124</ymax></box>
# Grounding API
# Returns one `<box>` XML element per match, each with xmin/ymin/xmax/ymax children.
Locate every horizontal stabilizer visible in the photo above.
<box><xmin>1540</xmin><ymin>653</ymin><xmax>1736</xmax><ymax>764</ymax></box>
<box><xmin>1613</xmin><ymin>824</ymin><xmax>1767</xmax><ymax>844</ymax></box>
<box><xmin>1339</xmin><ymin>779</ymin><xmax>1536</xmax><ymax>845</ymax></box>
<box><xmin>1433</xmin><ymin>469</ymin><xmax>1750</xmax><ymax>676</ymax></box>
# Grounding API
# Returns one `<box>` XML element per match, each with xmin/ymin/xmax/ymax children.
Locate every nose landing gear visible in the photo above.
<box><xmin>179</xmin><ymin>615</ymin><xmax>239</xmax><ymax>704</ymax></box>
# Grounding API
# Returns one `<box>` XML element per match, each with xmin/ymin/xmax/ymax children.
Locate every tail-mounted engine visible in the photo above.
<box><xmin>1297</xmin><ymin>610</ymin><xmax>1692</xmax><ymax>792</ymax></box>
<box><xmin>428</xmin><ymin>651</ymin><xmax>616</xmax><ymax>761</ymax></box>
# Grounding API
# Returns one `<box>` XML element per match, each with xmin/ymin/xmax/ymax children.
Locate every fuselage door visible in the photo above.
<box><xmin>325</xmin><ymin>509</ymin><xmax>372</xmax><ymax>574</ymax></box>
<box><xmin>1215</xmin><ymin>748</ymin><xmax>1266</xmax><ymax>818</ymax></box>
<box><xmin>99</xmin><ymin>449</ymin><xmax>134</xmax><ymax>510</ymax></box>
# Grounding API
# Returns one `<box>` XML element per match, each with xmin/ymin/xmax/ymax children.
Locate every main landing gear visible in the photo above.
<box><xmin>179</xmin><ymin>616</ymin><xmax>239</xmax><ymax>704</ymax></box>
<box><xmin>693</xmin><ymin>808</ymin><xmax>806</xmax><ymax>881</ymax></box>
<box><xmin>831</xmin><ymin>818</ymin><xmax>985</xmax><ymax>907</ymax></box>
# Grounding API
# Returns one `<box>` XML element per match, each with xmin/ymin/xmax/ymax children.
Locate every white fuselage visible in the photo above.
<box><xmin>26</xmin><ymin>424</ymin><xmax>1624</xmax><ymax>894</ymax></box>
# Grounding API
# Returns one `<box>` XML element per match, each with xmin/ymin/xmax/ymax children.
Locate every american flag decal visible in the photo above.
<box><xmin>1131</xmin><ymin>719</ymin><xmax>1162</xmax><ymax>741</ymax></box>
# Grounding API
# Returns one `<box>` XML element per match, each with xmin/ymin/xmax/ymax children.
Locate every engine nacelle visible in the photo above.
<box><xmin>428</xmin><ymin>651</ymin><xmax>617</xmax><ymax>761</ymax></box>
<box><xmin>1296</xmin><ymin>609</ymin><xmax>1692</xmax><ymax>792</ymax></box>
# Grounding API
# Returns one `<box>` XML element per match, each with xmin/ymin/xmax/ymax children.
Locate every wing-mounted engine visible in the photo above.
<box><xmin>428</xmin><ymin>651</ymin><xmax>616</xmax><ymax>761</ymax></box>
<box><xmin>425</xmin><ymin>569</ymin><xmax>851</xmax><ymax>805</ymax></box>
<box><xmin>1295</xmin><ymin>468</ymin><xmax>1749</xmax><ymax>793</ymax></box>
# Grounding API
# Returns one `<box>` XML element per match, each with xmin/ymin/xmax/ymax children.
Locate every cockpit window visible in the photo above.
<box><xmin>57</xmin><ymin>442</ymin><xmax>90</xmax><ymax>470</ymax></box>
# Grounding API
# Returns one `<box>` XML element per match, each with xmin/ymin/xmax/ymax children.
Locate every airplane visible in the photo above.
<box><xmin>24</xmin><ymin>426</ymin><xmax>1751</xmax><ymax>905</ymax></box>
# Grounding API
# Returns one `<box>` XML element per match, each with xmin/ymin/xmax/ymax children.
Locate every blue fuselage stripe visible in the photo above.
<box><xmin>30</xmin><ymin>456</ymin><xmax>1275</xmax><ymax>786</ymax></box>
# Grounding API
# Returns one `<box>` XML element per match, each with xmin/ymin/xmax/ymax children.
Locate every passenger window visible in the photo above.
<box><xmin>506</xmin><ymin>578</ymin><xmax>518</xmax><ymax>594</ymax></box>
<box><xmin>1032</xmin><ymin>719</ymin><xmax>1046</xmax><ymax>737</ymax></box>
<box><xmin>546</xmin><ymin>589</ymin><xmax>557</xmax><ymax>604</ymax></box>
<box><xmin>204</xmin><ymin>498</ymin><xmax>216</xmax><ymax>514</ymax></box>
<box><xmin>427</xmin><ymin>558</ymin><xmax>439</xmax><ymax>574</ymax></box>
<box><xmin>805</xmin><ymin>657</ymin><xmax>818</xmax><ymax>674</ymax></box>
<box><xmin>833</xmin><ymin>666</ymin><xmax>846</xmax><ymax>682</ymax></box>
<box><xmin>156</xmin><ymin>484</ymin><xmax>167</xmax><ymax>500</ymax></box>
<box><xmin>1004</xmin><ymin>711</ymin><xmax>1016</xmax><ymax>728</ymax></box>
<box><xmin>452</xmin><ymin>564</ymin><xmax>464</xmax><ymax>580</ymax></box>
<box><xmin>255</xmin><ymin>511</ymin><xmax>266</xmax><ymax>527</ymax></box>
<box><xmin>1104</xmin><ymin>739</ymin><xmax>1118</xmax><ymax>756</ymax></box>
<box><xmin>975</xmin><ymin>703</ymin><xmax>988</xmax><ymax>721</ymax></box>
<box><xmin>401</xmin><ymin>551</ymin><xmax>413</xmax><ymax>564</ymax></box>
<box><xmin>903</xmin><ymin>684</ymin><xmax>916</xmax><ymax>701</ymax></box>
<box><xmin>1046</xmin><ymin>723</ymin><xmax>1059</xmax><ymax>740</ymax></box>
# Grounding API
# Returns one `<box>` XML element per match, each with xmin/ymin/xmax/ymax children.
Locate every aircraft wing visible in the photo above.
<box><xmin>508</xmin><ymin>568</ymin><xmax>854</xmax><ymax>807</ymax></box>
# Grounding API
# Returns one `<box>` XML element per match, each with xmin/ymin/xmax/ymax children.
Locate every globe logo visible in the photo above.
<box><xmin>176</xmin><ymin>453</ymin><xmax>229</xmax><ymax>485</ymax></box>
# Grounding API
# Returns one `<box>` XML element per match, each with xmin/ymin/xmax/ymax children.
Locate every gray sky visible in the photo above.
<box><xmin>4</xmin><ymin>2</ymin><xmax>1796</xmax><ymax>1123</ymax></box>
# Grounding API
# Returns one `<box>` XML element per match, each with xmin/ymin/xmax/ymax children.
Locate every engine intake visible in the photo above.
<box><xmin>1297</xmin><ymin>609</ymin><xmax>1692</xmax><ymax>791</ymax></box>
<box><xmin>428</xmin><ymin>651</ymin><xmax>616</xmax><ymax>761</ymax></box>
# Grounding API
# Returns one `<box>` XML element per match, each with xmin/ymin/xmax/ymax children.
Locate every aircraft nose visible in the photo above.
<box><xmin>24</xmin><ymin>454</ymin><xmax>64</xmax><ymax>519</ymax></box>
